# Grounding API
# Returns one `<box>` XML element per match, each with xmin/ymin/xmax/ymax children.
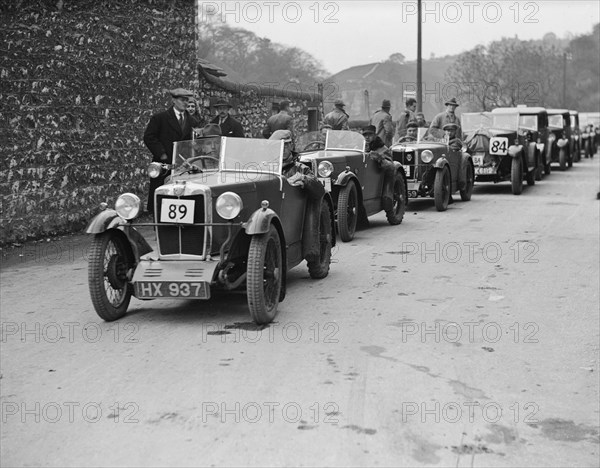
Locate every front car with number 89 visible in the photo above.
<box><xmin>85</xmin><ymin>136</ymin><xmax>335</xmax><ymax>325</ymax></box>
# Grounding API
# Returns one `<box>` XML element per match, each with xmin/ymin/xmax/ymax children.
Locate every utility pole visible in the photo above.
<box><xmin>417</xmin><ymin>0</ymin><xmax>422</xmax><ymax>112</ymax></box>
<box><xmin>562</xmin><ymin>52</ymin><xmax>567</xmax><ymax>108</ymax></box>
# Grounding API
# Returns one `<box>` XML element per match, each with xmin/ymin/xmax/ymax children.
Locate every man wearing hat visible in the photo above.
<box><xmin>269</xmin><ymin>129</ymin><xmax>325</xmax><ymax>260</ymax></box>
<box><xmin>323</xmin><ymin>99</ymin><xmax>350</xmax><ymax>131</ymax></box>
<box><xmin>143</xmin><ymin>87</ymin><xmax>195</xmax><ymax>213</ymax></box>
<box><xmin>394</xmin><ymin>97</ymin><xmax>418</xmax><ymax>141</ymax></box>
<box><xmin>429</xmin><ymin>97</ymin><xmax>462</xmax><ymax>137</ymax></box>
<box><xmin>370</xmin><ymin>99</ymin><xmax>394</xmax><ymax>147</ymax></box>
<box><xmin>362</xmin><ymin>125</ymin><xmax>396</xmax><ymax>212</ymax></box>
<box><xmin>398</xmin><ymin>121</ymin><xmax>419</xmax><ymax>143</ymax></box>
<box><xmin>262</xmin><ymin>100</ymin><xmax>294</xmax><ymax>139</ymax></box>
<box><xmin>210</xmin><ymin>99</ymin><xmax>244</xmax><ymax>138</ymax></box>
<box><xmin>443</xmin><ymin>122</ymin><xmax>463</xmax><ymax>151</ymax></box>
<box><xmin>415</xmin><ymin>112</ymin><xmax>428</xmax><ymax>128</ymax></box>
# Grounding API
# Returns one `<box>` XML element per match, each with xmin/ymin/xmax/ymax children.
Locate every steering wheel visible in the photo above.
<box><xmin>303</xmin><ymin>141</ymin><xmax>325</xmax><ymax>151</ymax></box>
<box><xmin>187</xmin><ymin>155</ymin><xmax>219</xmax><ymax>165</ymax></box>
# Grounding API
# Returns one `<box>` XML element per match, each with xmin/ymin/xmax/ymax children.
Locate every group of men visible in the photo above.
<box><xmin>143</xmin><ymin>87</ymin><xmax>464</xmax><ymax>213</ymax></box>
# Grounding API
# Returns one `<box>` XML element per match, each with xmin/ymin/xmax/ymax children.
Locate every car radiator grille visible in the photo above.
<box><xmin>393</xmin><ymin>150</ymin><xmax>415</xmax><ymax>178</ymax></box>
<box><xmin>156</xmin><ymin>194</ymin><xmax>205</xmax><ymax>255</ymax></box>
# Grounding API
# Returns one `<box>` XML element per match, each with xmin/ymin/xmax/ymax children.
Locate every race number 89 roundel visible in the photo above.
<box><xmin>489</xmin><ymin>137</ymin><xmax>509</xmax><ymax>156</ymax></box>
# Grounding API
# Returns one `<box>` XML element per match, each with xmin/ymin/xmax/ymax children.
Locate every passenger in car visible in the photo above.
<box><xmin>443</xmin><ymin>123</ymin><xmax>463</xmax><ymax>151</ymax></box>
<box><xmin>362</xmin><ymin>125</ymin><xmax>395</xmax><ymax>211</ymax></box>
<box><xmin>397</xmin><ymin>121</ymin><xmax>419</xmax><ymax>143</ymax></box>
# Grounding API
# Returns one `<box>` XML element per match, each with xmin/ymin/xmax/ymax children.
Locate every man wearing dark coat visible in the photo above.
<box><xmin>210</xmin><ymin>99</ymin><xmax>245</xmax><ymax>138</ymax></box>
<box><xmin>143</xmin><ymin>87</ymin><xmax>195</xmax><ymax>213</ymax></box>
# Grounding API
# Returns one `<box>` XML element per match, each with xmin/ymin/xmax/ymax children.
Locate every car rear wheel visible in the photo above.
<box><xmin>434</xmin><ymin>166</ymin><xmax>450</xmax><ymax>211</ymax></box>
<box><xmin>511</xmin><ymin>156</ymin><xmax>523</xmax><ymax>195</ymax></box>
<box><xmin>337</xmin><ymin>180</ymin><xmax>358</xmax><ymax>242</ymax></box>
<box><xmin>386</xmin><ymin>172</ymin><xmax>407</xmax><ymax>225</ymax></box>
<box><xmin>307</xmin><ymin>202</ymin><xmax>332</xmax><ymax>279</ymax></box>
<box><xmin>559</xmin><ymin>148</ymin><xmax>567</xmax><ymax>170</ymax></box>
<box><xmin>247</xmin><ymin>225</ymin><xmax>282</xmax><ymax>325</ymax></box>
<box><xmin>460</xmin><ymin>163</ymin><xmax>474</xmax><ymax>201</ymax></box>
<box><xmin>88</xmin><ymin>230</ymin><xmax>133</xmax><ymax>321</ymax></box>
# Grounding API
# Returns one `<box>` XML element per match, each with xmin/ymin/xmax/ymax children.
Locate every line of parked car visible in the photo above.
<box><xmin>85</xmin><ymin>106</ymin><xmax>598</xmax><ymax>325</ymax></box>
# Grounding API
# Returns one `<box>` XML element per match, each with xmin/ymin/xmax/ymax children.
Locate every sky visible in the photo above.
<box><xmin>198</xmin><ymin>0</ymin><xmax>600</xmax><ymax>74</ymax></box>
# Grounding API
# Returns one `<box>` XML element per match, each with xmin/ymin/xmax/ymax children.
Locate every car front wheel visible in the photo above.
<box><xmin>511</xmin><ymin>156</ymin><xmax>523</xmax><ymax>195</ymax></box>
<box><xmin>386</xmin><ymin>172</ymin><xmax>407</xmax><ymax>225</ymax></box>
<box><xmin>337</xmin><ymin>180</ymin><xmax>358</xmax><ymax>242</ymax></box>
<box><xmin>307</xmin><ymin>201</ymin><xmax>332</xmax><ymax>279</ymax></box>
<box><xmin>88</xmin><ymin>230</ymin><xmax>133</xmax><ymax>321</ymax></box>
<box><xmin>460</xmin><ymin>163</ymin><xmax>474</xmax><ymax>201</ymax></box>
<box><xmin>559</xmin><ymin>147</ymin><xmax>567</xmax><ymax>170</ymax></box>
<box><xmin>434</xmin><ymin>166</ymin><xmax>450</xmax><ymax>211</ymax></box>
<box><xmin>247</xmin><ymin>225</ymin><xmax>282</xmax><ymax>325</ymax></box>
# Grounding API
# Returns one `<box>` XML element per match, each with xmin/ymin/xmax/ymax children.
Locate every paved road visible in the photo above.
<box><xmin>1</xmin><ymin>157</ymin><xmax>599</xmax><ymax>467</ymax></box>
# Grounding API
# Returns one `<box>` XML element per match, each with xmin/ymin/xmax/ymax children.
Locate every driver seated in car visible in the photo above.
<box><xmin>397</xmin><ymin>121</ymin><xmax>419</xmax><ymax>143</ymax></box>
<box><xmin>443</xmin><ymin>123</ymin><xmax>463</xmax><ymax>151</ymax></box>
<box><xmin>362</xmin><ymin>125</ymin><xmax>395</xmax><ymax>211</ymax></box>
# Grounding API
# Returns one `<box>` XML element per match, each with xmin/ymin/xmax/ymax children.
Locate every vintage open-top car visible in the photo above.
<box><xmin>297</xmin><ymin>130</ymin><xmax>407</xmax><ymax>242</ymax></box>
<box><xmin>546</xmin><ymin>109</ymin><xmax>573</xmax><ymax>170</ymax></box>
<box><xmin>86</xmin><ymin>136</ymin><xmax>335</xmax><ymax>325</ymax></box>
<box><xmin>389</xmin><ymin>128</ymin><xmax>474</xmax><ymax>211</ymax></box>
<box><xmin>463</xmin><ymin>111</ymin><xmax>538</xmax><ymax>195</ymax></box>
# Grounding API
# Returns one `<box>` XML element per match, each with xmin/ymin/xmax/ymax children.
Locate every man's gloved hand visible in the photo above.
<box><xmin>287</xmin><ymin>172</ymin><xmax>305</xmax><ymax>187</ymax></box>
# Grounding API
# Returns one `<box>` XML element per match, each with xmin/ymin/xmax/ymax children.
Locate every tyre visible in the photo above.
<box><xmin>247</xmin><ymin>225</ymin><xmax>282</xmax><ymax>325</ymax></box>
<box><xmin>573</xmin><ymin>143</ymin><xmax>580</xmax><ymax>163</ymax></box>
<box><xmin>337</xmin><ymin>180</ymin><xmax>358</xmax><ymax>242</ymax></box>
<box><xmin>525</xmin><ymin>166</ymin><xmax>535</xmax><ymax>186</ymax></box>
<box><xmin>544</xmin><ymin>152</ymin><xmax>552</xmax><ymax>175</ymax></box>
<box><xmin>434</xmin><ymin>166</ymin><xmax>450</xmax><ymax>211</ymax></box>
<box><xmin>511</xmin><ymin>156</ymin><xmax>523</xmax><ymax>195</ymax></box>
<box><xmin>307</xmin><ymin>202</ymin><xmax>332</xmax><ymax>279</ymax></box>
<box><xmin>386</xmin><ymin>172</ymin><xmax>407</xmax><ymax>225</ymax></box>
<box><xmin>460</xmin><ymin>163</ymin><xmax>474</xmax><ymax>201</ymax></box>
<box><xmin>559</xmin><ymin>147</ymin><xmax>567</xmax><ymax>171</ymax></box>
<box><xmin>585</xmin><ymin>139</ymin><xmax>592</xmax><ymax>158</ymax></box>
<box><xmin>88</xmin><ymin>230</ymin><xmax>133</xmax><ymax>321</ymax></box>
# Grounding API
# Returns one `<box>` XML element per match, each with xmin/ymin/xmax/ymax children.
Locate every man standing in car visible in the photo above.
<box><xmin>143</xmin><ymin>87</ymin><xmax>195</xmax><ymax>214</ymax></box>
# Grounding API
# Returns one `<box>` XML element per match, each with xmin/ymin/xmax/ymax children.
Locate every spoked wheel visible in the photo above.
<box><xmin>559</xmin><ymin>148</ymin><xmax>567</xmax><ymax>171</ymax></box>
<box><xmin>247</xmin><ymin>225</ymin><xmax>282</xmax><ymax>325</ymax></box>
<box><xmin>511</xmin><ymin>156</ymin><xmax>523</xmax><ymax>195</ymax></box>
<box><xmin>434</xmin><ymin>166</ymin><xmax>451</xmax><ymax>211</ymax></box>
<box><xmin>386</xmin><ymin>172</ymin><xmax>407</xmax><ymax>225</ymax></box>
<box><xmin>88</xmin><ymin>231</ymin><xmax>133</xmax><ymax>321</ymax></box>
<box><xmin>337</xmin><ymin>180</ymin><xmax>358</xmax><ymax>242</ymax></box>
<box><xmin>307</xmin><ymin>202</ymin><xmax>333</xmax><ymax>279</ymax></box>
<box><xmin>460</xmin><ymin>163</ymin><xmax>474</xmax><ymax>201</ymax></box>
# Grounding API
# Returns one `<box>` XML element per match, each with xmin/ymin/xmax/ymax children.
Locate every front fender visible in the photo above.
<box><xmin>334</xmin><ymin>169</ymin><xmax>358</xmax><ymax>187</ymax></box>
<box><xmin>243</xmin><ymin>207</ymin><xmax>280</xmax><ymax>235</ymax></box>
<box><xmin>86</xmin><ymin>209</ymin><xmax>127</xmax><ymax>233</ymax></box>
<box><xmin>508</xmin><ymin>145</ymin><xmax>523</xmax><ymax>157</ymax></box>
<box><xmin>434</xmin><ymin>157</ymin><xmax>449</xmax><ymax>170</ymax></box>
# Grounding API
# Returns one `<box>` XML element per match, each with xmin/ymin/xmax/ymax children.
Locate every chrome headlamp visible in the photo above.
<box><xmin>216</xmin><ymin>192</ymin><xmax>243</xmax><ymax>220</ymax></box>
<box><xmin>421</xmin><ymin>150</ymin><xmax>434</xmax><ymax>163</ymax></box>
<box><xmin>317</xmin><ymin>160</ymin><xmax>334</xmax><ymax>178</ymax></box>
<box><xmin>115</xmin><ymin>193</ymin><xmax>142</xmax><ymax>220</ymax></box>
<box><xmin>148</xmin><ymin>162</ymin><xmax>162</xmax><ymax>179</ymax></box>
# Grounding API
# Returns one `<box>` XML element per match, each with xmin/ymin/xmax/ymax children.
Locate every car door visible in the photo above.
<box><xmin>280</xmin><ymin>178</ymin><xmax>306</xmax><ymax>266</ymax></box>
<box><xmin>359</xmin><ymin>152</ymin><xmax>385</xmax><ymax>213</ymax></box>
<box><xmin>445</xmin><ymin>145</ymin><xmax>462</xmax><ymax>191</ymax></box>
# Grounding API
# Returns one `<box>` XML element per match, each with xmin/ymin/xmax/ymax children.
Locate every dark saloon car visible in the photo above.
<box><xmin>492</xmin><ymin>106</ymin><xmax>549</xmax><ymax>178</ymax></box>
<box><xmin>463</xmin><ymin>111</ymin><xmax>538</xmax><ymax>195</ymax></box>
<box><xmin>569</xmin><ymin>110</ymin><xmax>581</xmax><ymax>163</ymax></box>
<box><xmin>298</xmin><ymin>130</ymin><xmax>407</xmax><ymax>242</ymax></box>
<box><xmin>86</xmin><ymin>137</ymin><xmax>335</xmax><ymax>325</ymax></box>
<box><xmin>546</xmin><ymin>109</ymin><xmax>573</xmax><ymax>170</ymax></box>
<box><xmin>389</xmin><ymin>128</ymin><xmax>474</xmax><ymax>211</ymax></box>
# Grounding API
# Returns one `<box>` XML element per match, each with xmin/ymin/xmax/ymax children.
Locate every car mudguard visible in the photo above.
<box><xmin>85</xmin><ymin>210</ymin><xmax>152</xmax><ymax>259</ymax></box>
<box><xmin>334</xmin><ymin>169</ymin><xmax>359</xmax><ymax>187</ymax></box>
<box><xmin>243</xmin><ymin>206</ymin><xmax>280</xmax><ymax>235</ymax></box>
<box><xmin>434</xmin><ymin>157</ymin><xmax>449</xmax><ymax>170</ymax></box>
<box><xmin>527</xmin><ymin>142</ymin><xmax>538</xmax><ymax>168</ymax></box>
<box><xmin>508</xmin><ymin>144</ymin><xmax>523</xmax><ymax>158</ymax></box>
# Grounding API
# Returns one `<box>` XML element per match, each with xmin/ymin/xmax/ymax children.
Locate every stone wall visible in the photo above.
<box><xmin>1</xmin><ymin>0</ymin><xmax>197</xmax><ymax>244</ymax></box>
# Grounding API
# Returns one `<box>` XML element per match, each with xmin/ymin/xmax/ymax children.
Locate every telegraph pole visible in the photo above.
<box><xmin>417</xmin><ymin>0</ymin><xmax>422</xmax><ymax>112</ymax></box>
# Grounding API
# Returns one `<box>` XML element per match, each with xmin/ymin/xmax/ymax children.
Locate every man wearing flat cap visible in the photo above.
<box><xmin>323</xmin><ymin>99</ymin><xmax>350</xmax><ymax>131</ymax></box>
<box><xmin>429</xmin><ymin>97</ymin><xmax>462</xmax><ymax>138</ymax></box>
<box><xmin>398</xmin><ymin>121</ymin><xmax>419</xmax><ymax>143</ymax></box>
<box><xmin>262</xmin><ymin>100</ymin><xmax>294</xmax><ymax>139</ymax></box>
<box><xmin>443</xmin><ymin>122</ymin><xmax>463</xmax><ymax>151</ymax></box>
<box><xmin>143</xmin><ymin>87</ymin><xmax>195</xmax><ymax>213</ymax></box>
<box><xmin>270</xmin><ymin>129</ymin><xmax>325</xmax><ymax>260</ymax></box>
<box><xmin>211</xmin><ymin>99</ymin><xmax>245</xmax><ymax>138</ymax></box>
<box><xmin>362</xmin><ymin>125</ymin><xmax>396</xmax><ymax>212</ymax></box>
<box><xmin>370</xmin><ymin>99</ymin><xmax>394</xmax><ymax>147</ymax></box>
